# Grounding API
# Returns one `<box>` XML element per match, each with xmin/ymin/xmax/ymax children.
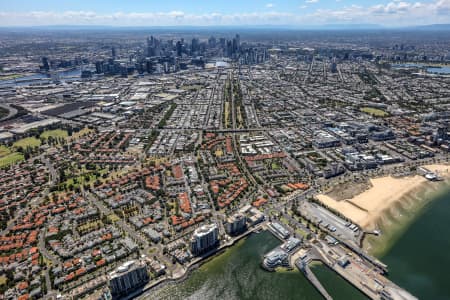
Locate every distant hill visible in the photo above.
<box><xmin>319</xmin><ymin>24</ymin><xmax>384</xmax><ymax>30</ymax></box>
<box><xmin>411</xmin><ymin>24</ymin><xmax>450</xmax><ymax>31</ymax></box>
<box><xmin>31</xmin><ymin>25</ymin><xmax>114</xmax><ymax>30</ymax></box>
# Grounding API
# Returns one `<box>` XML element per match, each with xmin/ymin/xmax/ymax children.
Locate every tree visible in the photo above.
<box><xmin>59</xmin><ymin>169</ymin><xmax>66</xmax><ymax>183</ymax></box>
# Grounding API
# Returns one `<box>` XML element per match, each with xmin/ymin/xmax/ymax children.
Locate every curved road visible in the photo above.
<box><xmin>0</xmin><ymin>103</ymin><xmax>18</xmax><ymax>121</ymax></box>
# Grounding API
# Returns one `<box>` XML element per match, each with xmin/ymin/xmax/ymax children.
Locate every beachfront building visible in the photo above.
<box><xmin>190</xmin><ymin>223</ymin><xmax>219</xmax><ymax>256</ymax></box>
<box><xmin>269</xmin><ymin>222</ymin><xmax>290</xmax><ymax>239</ymax></box>
<box><xmin>225</xmin><ymin>213</ymin><xmax>247</xmax><ymax>236</ymax></box>
<box><xmin>109</xmin><ymin>260</ymin><xmax>149</xmax><ymax>299</ymax></box>
<box><xmin>262</xmin><ymin>248</ymin><xmax>289</xmax><ymax>270</ymax></box>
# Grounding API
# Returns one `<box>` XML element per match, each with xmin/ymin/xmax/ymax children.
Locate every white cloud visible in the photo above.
<box><xmin>0</xmin><ymin>11</ymin><xmax>303</xmax><ymax>27</ymax></box>
<box><xmin>435</xmin><ymin>0</ymin><xmax>450</xmax><ymax>15</ymax></box>
<box><xmin>0</xmin><ymin>0</ymin><xmax>449</xmax><ymax>27</ymax></box>
<box><xmin>265</xmin><ymin>3</ymin><xmax>275</xmax><ymax>8</ymax></box>
<box><xmin>305</xmin><ymin>0</ymin><xmax>319</xmax><ymax>3</ymax></box>
<box><xmin>306</xmin><ymin>0</ymin><xmax>450</xmax><ymax>25</ymax></box>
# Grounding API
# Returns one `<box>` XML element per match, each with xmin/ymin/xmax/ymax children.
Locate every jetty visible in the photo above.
<box><xmin>296</xmin><ymin>259</ymin><xmax>332</xmax><ymax>300</ymax></box>
<box><xmin>263</xmin><ymin>227</ymin><xmax>417</xmax><ymax>300</ymax></box>
<box><xmin>294</xmin><ymin>242</ymin><xmax>416</xmax><ymax>300</ymax></box>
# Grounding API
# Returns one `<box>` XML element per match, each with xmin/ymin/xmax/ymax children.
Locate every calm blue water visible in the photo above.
<box><xmin>392</xmin><ymin>63</ymin><xmax>450</xmax><ymax>74</ymax></box>
<box><xmin>381</xmin><ymin>185</ymin><xmax>450</xmax><ymax>299</ymax></box>
<box><xmin>144</xmin><ymin>231</ymin><xmax>367</xmax><ymax>300</ymax></box>
<box><xmin>427</xmin><ymin>66</ymin><xmax>450</xmax><ymax>74</ymax></box>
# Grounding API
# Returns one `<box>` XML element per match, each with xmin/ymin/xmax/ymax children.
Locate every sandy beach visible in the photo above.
<box><xmin>316</xmin><ymin>164</ymin><xmax>450</xmax><ymax>230</ymax></box>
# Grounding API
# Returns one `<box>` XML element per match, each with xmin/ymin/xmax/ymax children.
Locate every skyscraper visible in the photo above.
<box><xmin>176</xmin><ymin>41</ymin><xmax>182</xmax><ymax>57</ymax></box>
<box><xmin>42</xmin><ymin>57</ymin><xmax>50</xmax><ymax>71</ymax></box>
<box><xmin>145</xmin><ymin>60</ymin><xmax>154</xmax><ymax>74</ymax></box>
<box><xmin>208</xmin><ymin>36</ymin><xmax>217</xmax><ymax>48</ymax></box>
<box><xmin>95</xmin><ymin>61</ymin><xmax>103</xmax><ymax>74</ymax></box>
<box><xmin>109</xmin><ymin>260</ymin><xmax>149</xmax><ymax>299</ymax></box>
<box><xmin>190</xmin><ymin>224</ymin><xmax>219</xmax><ymax>256</ymax></box>
<box><xmin>225</xmin><ymin>213</ymin><xmax>247</xmax><ymax>236</ymax></box>
<box><xmin>191</xmin><ymin>38</ymin><xmax>199</xmax><ymax>53</ymax></box>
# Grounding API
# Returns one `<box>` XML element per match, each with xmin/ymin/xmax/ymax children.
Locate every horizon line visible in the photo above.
<box><xmin>1</xmin><ymin>23</ymin><xmax>450</xmax><ymax>30</ymax></box>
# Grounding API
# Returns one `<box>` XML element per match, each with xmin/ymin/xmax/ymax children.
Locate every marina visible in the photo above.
<box><xmin>262</xmin><ymin>225</ymin><xmax>416</xmax><ymax>300</ymax></box>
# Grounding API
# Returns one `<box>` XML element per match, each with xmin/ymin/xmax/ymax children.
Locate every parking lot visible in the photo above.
<box><xmin>299</xmin><ymin>201</ymin><xmax>361</xmax><ymax>244</ymax></box>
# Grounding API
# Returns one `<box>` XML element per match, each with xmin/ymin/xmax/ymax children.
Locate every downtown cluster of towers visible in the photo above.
<box><xmin>93</xmin><ymin>34</ymin><xmax>270</xmax><ymax>77</ymax></box>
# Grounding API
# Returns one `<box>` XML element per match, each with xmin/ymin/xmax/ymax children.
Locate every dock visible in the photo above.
<box><xmin>307</xmin><ymin>244</ymin><xmax>416</xmax><ymax>300</ymax></box>
<box><xmin>263</xmin><ymin>226</ymin><xmax>417</xmax><ymax>300</ymax></box>
<box><xmin>295</xmin><ymin>259</ymin><xmax>332</xmax><ymax>300</ymax></box>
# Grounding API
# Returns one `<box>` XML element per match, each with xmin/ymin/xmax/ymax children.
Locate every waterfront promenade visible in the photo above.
<box><xmin>127</xmin><ymin>222</ymin><xmax>267</xmax><ymax>300</ymax></box>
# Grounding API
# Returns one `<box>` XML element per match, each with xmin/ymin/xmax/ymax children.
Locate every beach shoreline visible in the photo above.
<box><xmin>363</xmin><ymin>181</ymin><xmax>449</xmax><ymax>256</ymax></box>
<box><xmin>316</xmin><ymin>164</ymin><xmax>450</xmax><ymax>255</ymax></box>
<box><xmin>316</xmin><ymin>164</ymin><xmax>450</xmax><ymax>231</ymax></box>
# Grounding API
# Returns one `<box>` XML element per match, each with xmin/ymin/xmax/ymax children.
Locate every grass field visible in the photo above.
<box><xmin>62</xmin><ymin>167</ymin><xmax>109</xmax><ymax>188</ymax></box>
<box><xmin>295</xmin><ymin>228</ymin><xmax>309</xmax><ymax>239</ymax></box>
<box><xmin>70</xmin><ymin>127</ymin><xmax>94</xmax><ymax>140</ymax></box>
<box><xmin>271</xmin><ymin>162</ymin><xmax>281</xmax><ymax>170</ymax></box>
<box><xmin>237</xmin><ymin>106</ymin><xmax>243</xmax><ymax>128</ymax></box>
<box><xmin>0</xmin><ymin>152</ymin><xmax>24</xmax><ymax>168</ymax></box>
<box><xmin>78</xmin><ymin>220</ymin><xmax>103</xmax><ymax>233</ymax></box>
<box><xmin>147</xmin><ymin>156</ymin><xmax>169</xmax><ymax>165</ymax></box>
<box><xmin>40</xmin><ymin>129</ymin><xmax>68</xmax><ymax>139</ymax></box>
<box><xmin>274</xmin><ymin>266</ymin><xmax>296</xmax><ymax>273</ymax></box>
<box><xmin>0</xmin><ymin>74</ymin><xmax>21</xmax><ymax>81</ymax></box>
<box><xmin>280</xmin><ymin>216</ymin><xmax>289</xmax><ymax>225</ymax></box>
<box><xmin>108</xmin><ymin>214</ymin><xmax>120</xmax><ymax>222</ymax></box>
<box><xmin>0</xmin><ymin>275</ymin><xmax>7</xmax><ymax>285</ymax></box>
<box><xmin>269</xmin><ymin>209</ymin><xmax>280</xmax><ymax>217</ymax></box>
<box><xmin>0</xmin><ymin>145</ymin><xmax>24</xmax><ymax>168</ymax></box>
<box><xmin>224</xmin><ymin>102</ymin><xmax>230</xmax><ymax>128</ymax></box>
<box><xmin>13</xmin><ymin>137</ymin><xmax>41</xmax><ymax>149</ymax></box>
<box><xmin>0</xmin><ymin>145</ymin><xmax>11</xmax><ymax>157</ymax></box>
<box><xmin>360</xmin><ymin>107</ymin><xmax>389</xmax><ymax>117</ymax></box>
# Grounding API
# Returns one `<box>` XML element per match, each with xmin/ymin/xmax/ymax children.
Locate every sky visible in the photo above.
<box><xmin>0</xmin><ymin>0</ymin><xmax>450</xmax><ymax>27</ymax></box>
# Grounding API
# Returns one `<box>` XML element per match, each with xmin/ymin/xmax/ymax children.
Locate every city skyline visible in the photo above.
<box><xmin>1</xmin><ymin>0</ymin><xmax>450</xmax><ymax>27</ymax></box>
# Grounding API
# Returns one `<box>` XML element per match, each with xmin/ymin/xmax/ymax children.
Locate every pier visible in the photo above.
<box><xmin>295</xmin><ymin>243</ymin><xmax>416</xmax><ymax>300</ymax></box>
<box><xmin>295</xmin><ymin>259</ymin><xmax>332</xmax><ymax>300</ymax></box>
<box><xmin>263</xmin><ymin>227</ymin><xmax>417</xmax><ymax>300</ymax></box>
